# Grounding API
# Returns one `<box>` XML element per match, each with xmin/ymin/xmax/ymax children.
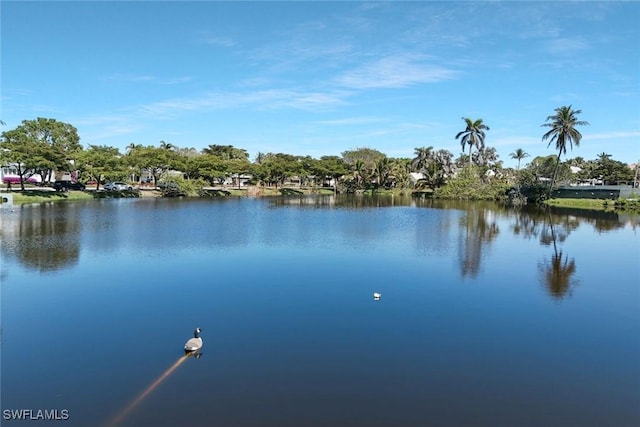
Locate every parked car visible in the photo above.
<box><xmin>103</xmin><ymin>182</ymin><xmax>133</xmax><ymax>191</ymax></box>
<box><xmin>53</xmin><ymin>181</ymin><xmax>86</xmax><ymax>191</ymax></box>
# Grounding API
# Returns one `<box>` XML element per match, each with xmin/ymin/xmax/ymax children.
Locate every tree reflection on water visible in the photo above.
<box><xmin>538</xmin><ymin>209</ymin><xmax>579</xmax><ymax>299</ymax></box>
<box><xmin>0</xmin><ymin>204</ymin><xmax>81</xmax><ymax>272</ymax></box>
<box><xmin>457</xmin><ymin>207</ymin><xmax>500</xmax><ymax>278</ymax></box>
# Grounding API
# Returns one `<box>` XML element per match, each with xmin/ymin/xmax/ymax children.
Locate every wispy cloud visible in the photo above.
<box><xmin>335</xmin><ymin>53</ymin><xmax>457</xmax><ymax>89</ymax></box>
<box><xmin>133</xmin><ymin>88</ymin><xmax>350</xmax><ymax>118</ymax></box>
<box><xmin>583</xmin><ymin>131</ymin><xmax>640</xmax><ymax>141</ymax></box>
<box><xmin>544</xmin><ymin>37</ymin><xmax>589</xmax><ymax>55</ymax></box>
<box><xmin>2</xmin><ymin>88</ymin><xmax>36</xmax><ymax>98</ymax></box>
<box><xmin>315</xmin><ymin>117</ymin><xmax>386</xmax><ymax>126</ymax></box>
<box><xmin>248</xmin><ymin>39</ymin><xmax>353</xmax><ymax>74</ymax></box>
<box><xmin>489</xmin><ymin>136</ymin><xmax>542</xmax><ymax>148</ymax></box>
<box><xmin>195</xmin><ymin>30</ymin><xmax>235</xmax><ymax>47</ymax></box>
<box><xmin>83</xmin><ymin>124</ymin><xmax>143</xmax><ymax>142</ymax></box>
<box><xmin>73</xmin><ymin>114</ymin><xmax>144</xmax><ymax>142</ymax></box>
<box><xmin>102</xmin><ymin>73</ymin><xmax>193</xmax><ymax>85</ymax></box>
<box><xmin>201</xmin><ymin>36</ymin><xmax>235</xmax><ymax>47</ymax></box>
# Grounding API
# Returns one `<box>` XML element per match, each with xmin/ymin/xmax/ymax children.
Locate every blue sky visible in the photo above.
<box><xmin>2</xmin><ymin>1</ymin><xmax>639</xmax><ymax>168</ymax></box>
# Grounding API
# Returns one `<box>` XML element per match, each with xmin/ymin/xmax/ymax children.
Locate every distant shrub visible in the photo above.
<box><xmin>435</xmin><ymin>166</ymin><xmax>509</xmax><ymax>200</ymax></box>
<box><xmin>161</xmin><ymin>176</ymin><xmax>207</xmax><ymax>197</ymax></box>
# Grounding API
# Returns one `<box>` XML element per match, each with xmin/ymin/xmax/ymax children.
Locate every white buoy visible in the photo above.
<box><xmin>373</xmin><ymin>292</ymin><xmax>381</xmax><ymax>300</ymax></box>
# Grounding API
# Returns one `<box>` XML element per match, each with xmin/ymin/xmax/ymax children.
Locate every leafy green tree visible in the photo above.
<box><xmin>541</xmin><ymin>105</ymin><xmax>589</xmax><ymax>196</ymax></box>
<box><xmin>455</xmin><ymin>117</ymin><xmax>489</xmax><ymax>166</ymax></box>
<box><xmin>436</xmin><ymin>165</ymin><xmax>508</xmax><ymax>200</ymax></box>
<box><xmin>203</xmin><ymin>144</ymin><xmax>249</xmax><ymax>161</ymax></box>
<box><xmin>126</xmin><ymin>145</ymin><xmax>180</xmax><ymax>186</ymax></box>
<box><xmin>342</xmin><ymin>147</ymin><xmax>385</xmax><ymax>169</ymax></box>
<box><xmin>0</xmin><ymin>118</ymin><xmax>81</xmax><ymax>189</ymax></box>
<box><xmin>255</xmin><ymin>153</ymin><xmax>300</xmax><ymax>188</ymax></box>
<box><xmin>26</xmin><ymin>142</ymin><xmax>58</xmax><ymax>185</ymax></box>
<box><xmin>225</xmin><ymin>157</ymin><xmax>253</xmax><ymax>189</ymax></box>
<box><xmin>592</xmin><ymin>152</ymin><xmax>634</xmax><ymax>184</ymax></box>
<box><xmin>522</xmin><ymin>155</ymin><xmax>571</xmax><ymax>186</ymax></box>
<box><xmin>0</xmin><ymin>129</ymin><xmax>47</xmax><ymax>190</ymax></box>
<box><xmin>77</xmin><ymin>145</ymin><xmax>123</xmax><ymax>190</ymax></box>
<box><xmin>186</xmin><ymin>154</ymin><xmax>226</xmax><ymax>184</ymax></box>
<box><xmin>510</xmin><ymin>148</ymin><xmax>529</xmax><ymax>170</ymax></box>
<box><xmin>297</xmin><ymin>156</ymin><xmax>319</xmax><ymax>187</ymax></box>
<box><xmin>317</xmin><ymin>155</ymin><xmax>349</xmax><ymax>193</ymax></box>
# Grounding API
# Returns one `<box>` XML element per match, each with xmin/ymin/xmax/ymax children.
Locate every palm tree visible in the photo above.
<box><xmin>126</xmin><ymin>143</ymin><xmax>142</xmax><ymax>154</ymax></box>
<box><xmin>390</xmin><ymin>158</ymin><xmax>411</xmax><ymax>189</ymax></box>
<box><xmin>254</xmin><ymin>152</ymin><xmax>266</xmax><ymax>165</ymax></box>
<box><xmin>351</xmin><ymin>158</ymin><xmax>366</xmax><ymax>189</ymax></box>
<box><xmin>373</xmin><ymin>157</ymin><xmax>391</xmax><ymax>189</ymax></box>
<box><xmin>411</xmin><ymin>146</ymin><xmax>433</xmax><ymax>172</ymax></box>
<box><xmin>159</xmin><ymin>140</ymin><xmax>175</xmax><ymax>150</ymax></box>
<box><xmin>541</xmin><ymin>105</ymin><xmax>589</xmax><ymax>197</ymax></box>
<box><xmin>510</xmin><ymin>148</ymin><xmax>529</xmax><ymax>170</ymax></box>
<box><xmin>455</xmin><ymin>117</ymin><xmax>489</xmax><ymax>167</ymax></box>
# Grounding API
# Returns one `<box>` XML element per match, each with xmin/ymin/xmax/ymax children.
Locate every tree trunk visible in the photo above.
<box><xmin>548</xmin><ymin>151</ymin><xmax>562</xmax><ymax>198</ymax></box>
<box><xmin>469</xmin><ymin>145</ymin><xmax>473</xmax><ymax>167</ymax></box>
<box><xmin>18</xmin><ymin>163</ymin><xmax>25</xmax><ymax>191</ymax></box>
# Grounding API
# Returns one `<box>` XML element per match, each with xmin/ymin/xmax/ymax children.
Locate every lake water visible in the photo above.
<box><xmin>1</xmin><ymin>195</ymin><xmax>639</xmax><ymax>427</ymax></box>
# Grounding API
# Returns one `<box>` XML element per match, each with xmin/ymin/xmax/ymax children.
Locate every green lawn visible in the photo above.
<box><xmin>544</xmin><ymin>198</ymin><xmax>609</xmax><ymax>209</ymax></box>
<box><xmin>8</xmin><ymin>190</ymin><xmax>94</xmax><ymax>205</ymax></box>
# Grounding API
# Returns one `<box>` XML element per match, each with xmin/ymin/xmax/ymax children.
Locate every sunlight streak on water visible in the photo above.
<box><xmin>106</xmin><ymin>355</ymin><xmax>189</xmax><ymax>427</ymax></box>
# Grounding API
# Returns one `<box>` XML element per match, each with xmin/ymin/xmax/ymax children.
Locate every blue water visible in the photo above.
<box><xmin>1</xmin><ymin>196</ymin><xmax>639</xmax><ymax>426</ymax></box>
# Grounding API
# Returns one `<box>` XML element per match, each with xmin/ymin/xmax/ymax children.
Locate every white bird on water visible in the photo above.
<box><xmin>373</xmin><ymin>292</ymin><xmax>381</xmax><ymax>300</ymax></box>
<box><xmin>184</xmin><ymin>327</ymin><xmax>203</xmax><ymax>352</ymax></box>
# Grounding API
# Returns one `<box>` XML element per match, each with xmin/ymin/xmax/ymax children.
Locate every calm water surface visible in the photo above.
<box><xmin>1</xmin><ymin>195</ymin><xmax>639</xmax><ymax>426</ymax></box>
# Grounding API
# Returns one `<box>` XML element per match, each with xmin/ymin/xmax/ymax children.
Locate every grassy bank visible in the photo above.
<box><xmin>545</xmin><ymin>198</ymin><xmax>609</xmax><ymax>210</ymax></box>
<box><xmin>545</xmin><ymin>197</ymin><xmax>640</xmax><ymax>213</ymax></box>
<box><xmin>8</xmin><ymin>190</ymin><xmax>94</xmax><ymax>205</ymax></box>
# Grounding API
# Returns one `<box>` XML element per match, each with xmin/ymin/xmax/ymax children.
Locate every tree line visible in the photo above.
<box><xmin>1</xmin><ymin>106</ymin><xmax>635</xmax><ymax>195</ymax></box>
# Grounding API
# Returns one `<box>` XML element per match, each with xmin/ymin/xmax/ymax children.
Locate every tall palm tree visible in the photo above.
<box><xmin>541</xmin><ymin>105</ymin><xmax>589</xmax><ymax>197</ymax></box>
<box><xmin>510</xmin><ymin>148</ymin><xmax>529</xmax><ymax>170</ymax></box>
<box><xmin>455</xmin><ymin>117</ymin><xmax>489</xmax><ymax>167</ymax></box>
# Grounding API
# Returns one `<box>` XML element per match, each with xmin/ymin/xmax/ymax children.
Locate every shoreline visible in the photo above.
<box><xmin>2</xmin><ymin>187</ymin><xmax>638</xmax><ymax>214</ymax></box>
